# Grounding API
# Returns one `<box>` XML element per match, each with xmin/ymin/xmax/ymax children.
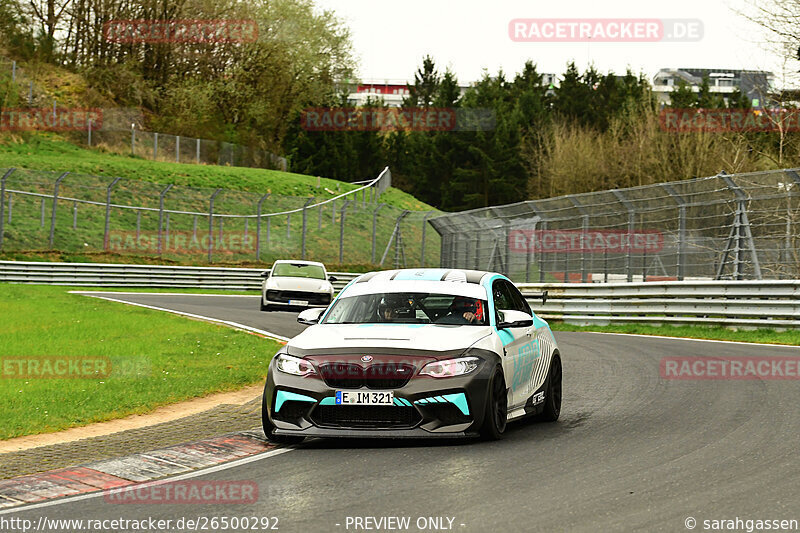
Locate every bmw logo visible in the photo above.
<box><xmin>361</xmin><ymin>355</ymin><xmax>373</xmax><ymax>362</ymax></box>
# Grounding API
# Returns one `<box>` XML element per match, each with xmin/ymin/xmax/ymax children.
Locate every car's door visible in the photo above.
<box><xmin>492</xmin><ymin>279</ymin><xmax>535</xmax><ymax>408</ymax></box>
<box><xmin>507</xmin><ymin>282</ymin><xmax>548</xmax><ymax>405</ymax></box>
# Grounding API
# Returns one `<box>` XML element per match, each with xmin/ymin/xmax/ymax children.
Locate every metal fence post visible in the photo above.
<box><xmin>11</xmin><ymin>60</ymin><xmax>15</xmax><ymax>82</ymax></box>
<box><xmin>371</xmin><ymin>204</ymin><xmax>386</xmax><ymax>264</ymax></box>
<box><xmin>40</xmin><ymin>198</ymin><xmax>45</xmax><ymax>227</ymax></box>
<box><xmin>538</xmin><ymin>221</ymin><xmax>547</xmax><ymax>283</ymax></box>
<box><xmin>339</xmin><ymin>200</ymin><xmax>351</xmax><ymax>264</ymax></box>
<box><xmin>176</xmin><ymin>136</ymin><xmax>180</xmax><ymax>163</ymax></box>
<box><xmin>256</xmin><ymin>193</ymin><xmax>270</xmax><ymax>261</ymax></box>
<box><xmin>380</xmin><ymin>210</ymin><xmax>410</xmax><ymax>267</ymax></box>
<box><xmin>208</xmin><ymin>189</ymin><xmax>222</xmax><ymax>262</ymax></box>
<box><xmin>567</xmin><ymin>196</ymin><xmax>589</xmax><ymax>283</ymax></box>
<box><xmin>611</xmin><ymin>189</ymin><xmax>636</xmax><ymax>282</ymax></box>
<box><xmin>196</xmin><ymin>138</ymin><xmax>200</xmax><ymax>164</ymax></box>
<box><xmin>662</xmin><ymin>183</ymin><xmax>686</xmax><ymax>281</ymax></box>
<box><xmin>153</xmin><ymin>132</ymin><xmax>158</xmax><ymax>160</ymax></box>
<box><xmin>87</xmin><ymin>118</ymin><xmax>92</xmax><ymax>146</ymax></box>
<box><xmin>420</xmin><ymin>211</ymin><xmax>435</xmax><ymax>266</ymax></box>
<box><xmin>0</xmin><ymin>168</ymin><xmax>15</xmax><ymax>250</ymax></box>
<box><xmin>301</xmin><ymin>197</ymin><xmax>315</xmax><ymax>260</ymax></box>
<box><xmin>28</xmin><ymin>81</ymin><xmax>32</xmax><ymax>105</ymax></box>
<box><xmin>157</xmin><ymin>184</ymin><xmax>173</xmax><ymax>256</ymax></box>
<box><xmin>718</xmin><ymin>173</ymin><xmax>762</xmax><ymax>280</ymax></box>
<box><xmin>131</xmin><ymin>124</ymin><xmax>136</xmax><ymax>156</ymax></box>
<box><xmin>103</xmin><ymin>177</ymin><xmax>122</xmax><ymax>250</ymax></box>
<box><xmin>48</xmin><ymin>172</ymin><xmax>69</xmax><ymax>248</ymax></box>
<box><xmin>72</xmin><ymin>201</ymin><xmax>77</xmax><ymax>229</ymax></box>
<box><xmin>136</xmin><ymin>210</ymin><xmax>141</xmax><ymax>240</ymax></box>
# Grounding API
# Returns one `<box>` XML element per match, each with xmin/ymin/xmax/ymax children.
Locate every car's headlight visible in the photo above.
<box><xmin>275</xmin><ymin>353</ymin><xmax>316</xmax><ymax>376</ymax></box>
<box><xmin>419</xmin><ymin>357</ymin><xmax>480</xmax><ymax>378</ymax></box>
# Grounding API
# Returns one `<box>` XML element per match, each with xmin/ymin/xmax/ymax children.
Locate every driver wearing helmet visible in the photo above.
<box><xmin>438</xmin><ymin>296</ymin><xmax>484</xmax><ymax>324</ymax></box>
<box><xmin>378</xmin><ymin>294</ymin><xmax>409</xmax><ymax>322</ymax></box>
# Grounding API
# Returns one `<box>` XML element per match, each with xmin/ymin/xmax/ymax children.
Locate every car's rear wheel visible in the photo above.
<box><xmin>535</xmin><ymin>355</ymin><xmax>562</xmax><ymax>422</ymax></box>
<box><xmin>479</xmin><ymin>366</ymin><xmax>507</xmax><ymax>440</ymax></box>
<box><xmin>261</xmin><ymin>388</ymin><xmax>305</xmax><ymax>444</ymax></box>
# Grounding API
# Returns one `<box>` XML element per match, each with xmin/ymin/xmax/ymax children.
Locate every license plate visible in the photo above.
<box><xmin>288</xmin><ymin>299</ymin><xmax>309</xmax><ymax>306</ymax></box>
<box><xmin>335</xmin><ymin>390</ymin><xmax>394</xmax><ymax>405</ymax></box>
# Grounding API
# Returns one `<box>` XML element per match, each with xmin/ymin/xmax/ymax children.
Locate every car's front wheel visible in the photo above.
<box><xmin>260</xmin><ymin>301</ymin><xmax>271</xmax><ymax>312</ymax></box>
<box><xmin>261</xmin><ymin>388</ymin><xmax>304</xmax><ymax>444</ymax></box>
<box><xmin>479</xmin><ymin>366</ymin><xmax>507</xmax><ymax>440</ymax></box>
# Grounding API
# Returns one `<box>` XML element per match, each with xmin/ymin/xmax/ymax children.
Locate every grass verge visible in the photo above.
<box><xmin>550</xmin><ymin>322</ymin><xmax>800</xmax><ymax>346</ymax></box>
<box><xmin>0</xmin><ymin>284</ymin><xmax>281</xmax><ymax>440</ymax></box>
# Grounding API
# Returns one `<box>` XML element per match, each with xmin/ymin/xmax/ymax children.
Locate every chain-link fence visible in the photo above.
<box><xmin>1</xmin><ymin>57</ymin><xmax>287</xmax><ymax>171</ymax></box>
<box><xmin>0</xmin><ymin>166</ymin><xmax>439</xmax><ymax>266</ymax></box>
<box><xmin>430</xmin><ymin>168</ymin><xmax>800</xmax><ymax>283</ymax></box>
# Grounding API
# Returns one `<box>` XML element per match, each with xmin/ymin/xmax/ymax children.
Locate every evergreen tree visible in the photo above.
<box><xmin>669</xmin><ymin>79</ymin><xmax>696</xmax><ymax>109</ymax></box>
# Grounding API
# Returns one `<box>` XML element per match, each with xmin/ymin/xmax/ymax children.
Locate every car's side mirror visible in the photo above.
<box><xmin>497</xmin><ymin>309</ymin><xmax>534</xmax><ymax>329</ymax></box>
<box><xmin>260</xmin><ymin>270</ymin><xmax>270</xmax><ymax>278</ymax></box>
<box><xmin>328</xmin><ymin>275</ymin><xmax>337</xmax><ymax>282</ymax></box>
<box><xmin>297</xmin><ymin>307</ymin><xmax>325</xmax><ymax>325</ymax></box>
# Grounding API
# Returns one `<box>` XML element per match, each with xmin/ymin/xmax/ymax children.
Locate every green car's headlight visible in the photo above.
<box><xmin>275</xmin><ymin>353</ymin><xmax>316</xmax><ymax>376</ymax></box>
<box><xmin>419</xmin><ymin>357</ymin><xmax>480</xmax><ymax>378</ymax></box>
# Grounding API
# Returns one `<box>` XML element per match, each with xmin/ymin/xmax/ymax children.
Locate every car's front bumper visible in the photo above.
<box><xmin>262</xmin><ymin>289</ymin><xmax>332</xmax><ymax>308</ymax></box>
<box><xmin>265</xmin><ymin>356</ymin><xmax>498</xmax><ymax>438</ymax></box>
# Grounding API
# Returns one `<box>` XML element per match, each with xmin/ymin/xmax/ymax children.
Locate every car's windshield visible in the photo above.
<box><xmin>271</xmin><ymin>263</ymin><xmax>325</xmax><ymax>280</ymax></box>
<box><xmin>321</xmin><ymin>292</ymin><xmax>489</xmax><ymax>325</ymax></box>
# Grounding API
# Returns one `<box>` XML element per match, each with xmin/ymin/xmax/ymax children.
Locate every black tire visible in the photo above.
<box><xmin>260</xmin><ymin>301</ymin><xmax>271</xmax><ymax>312</ymax></box>
<box><xmin>261</xmin><ymin>387</ymin><xmax>305</xmax><ymax>444</ymax></box>
<box><xmin>479</xmin><ymin>366</ymin><xmax>508</xmax><ymax>440</ymax></box>
<box><xmin>535</xmin><ymin>355</ymin><xmax>562</xmax><ymax>422</ymax></box>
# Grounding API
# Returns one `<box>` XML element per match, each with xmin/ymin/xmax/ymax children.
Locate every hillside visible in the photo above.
<box><xmin>0</xmin><ymin>135</ymin><xmax>440</xmax><ymax>268</ymax></box>
<box><xmin>0</xmin><ymin>135</ymin><xmax>432</xmax><ymax>211</ymax></box>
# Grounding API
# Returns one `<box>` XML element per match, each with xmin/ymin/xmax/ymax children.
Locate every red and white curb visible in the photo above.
<box><xmin>0</xmin><ymin>430</ymin><xmax>277</xmax><ymax>510</ymax></box>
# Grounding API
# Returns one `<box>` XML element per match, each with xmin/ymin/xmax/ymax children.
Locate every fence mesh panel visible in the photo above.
<box><xmin>0</xmin><ymin>167</ymin><xmax>443</xmax><ymax>267</ymax></box>
<box><xmin>430</xmin><ymin>169</ymin><xmax>800</xmax><ymax>282</ymax></box>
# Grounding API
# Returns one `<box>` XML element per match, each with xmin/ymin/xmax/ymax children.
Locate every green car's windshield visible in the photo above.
<box><xmin>271</xmin><ymin>263</ymin><xmax>326</xmax><ymax>280</ymax></box>
<box><xmin>322</xmin><ymin>292</ymin><xmax>489</xmax><ymax>325</ymax></box>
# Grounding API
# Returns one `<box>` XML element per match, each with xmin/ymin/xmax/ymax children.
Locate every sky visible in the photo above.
<box><xmin>314</xmin><ymin>0</ymin><xmax>794</xmax><ymax>86</ymax></box>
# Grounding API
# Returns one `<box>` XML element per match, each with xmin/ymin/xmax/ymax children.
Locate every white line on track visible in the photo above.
<box><xmin>72</xmin><ymin>292</ymin><xmax>290</xmax><ymax>342</ymax></box>
<box><xmin>562</xmin><ymin>330</ymin><xmax>800</xmax><ymax>349</ymax></box>
<box><xmin>0</xmin><ymin>447</ymin><xmax>296</xmax><ymax>514</ymax></box>
<box><xmin>71</xmin><ymin>291</ymin><xmax>260</xmax><ymax>298</ymax></box>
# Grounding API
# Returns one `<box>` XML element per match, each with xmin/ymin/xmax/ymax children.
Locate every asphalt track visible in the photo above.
<box><xmin>8</xmin><ymin>293</ymin><xmax>800</xmax><ymax>532</ymax></box>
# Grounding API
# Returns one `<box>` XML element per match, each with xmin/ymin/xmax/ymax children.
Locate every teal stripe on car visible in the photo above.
<box><xmin>413</xmin><ymin>393</ymin><xmax>470</xmax><ymax>416</ymax></box>
<box><xmin>319</xmin><ymin>397</ymin><xmax>336</xmax><ymax>406</ymax></box>
<box><xmin>275</xmin><ymin>391</ymin><xmax>316</xmax><ymax>412</ymax></box>
<box><xmin>442</xmin><ymin>393</ymin><xmax>470</xmax><ymax>416</ymax></box>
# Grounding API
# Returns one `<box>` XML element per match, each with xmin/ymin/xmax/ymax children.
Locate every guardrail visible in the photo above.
<box><xmin>0</xmin><ymin>261</ymin><xmax>359</xmax><ymax>291</ymax></box>
<box><xmin>519</xmin><ymin>280</ymin><xmax>800</xmax><ymax>329</ymax></box>
<box><xmin>2</xmin><ymin>262</ymin><xmax>798</xmax><ymax>328</ymax></box>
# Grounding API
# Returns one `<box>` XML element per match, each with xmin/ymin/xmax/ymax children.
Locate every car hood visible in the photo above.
<box><xmin>268</xmin><ymin>277</ymin><xmax>329</xmax><ymax>291</ymax></box>
<box><xmin>288</xmin><ymin>324</ymin><xmax>493</xmax><ymax>355</ymax></box>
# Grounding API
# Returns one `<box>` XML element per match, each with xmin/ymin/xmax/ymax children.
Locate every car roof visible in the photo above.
<box><xmin>339</xmin><ymin>268</ymin><xmax>504</xmax><ymax>300</ymax></box>
<box><xmin>272</xmin><ymin>260</ymin><xmax>326</xmax><ymax>267</ymax></box>
<box><xmin>355</xmin><ymin>268</ymin><xmax>495</xmax><ymax>285</ymax></box>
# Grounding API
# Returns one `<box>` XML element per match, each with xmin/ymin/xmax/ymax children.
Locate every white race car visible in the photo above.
<box><xmin>262</xmin><ymin>268</ymin><xmax>561</xmax><ymax>442</ymax></box>
<box><xmin>260</xmin><ymin>260</ymin><xmax>336</xmax><ymax>311</ymax></box>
